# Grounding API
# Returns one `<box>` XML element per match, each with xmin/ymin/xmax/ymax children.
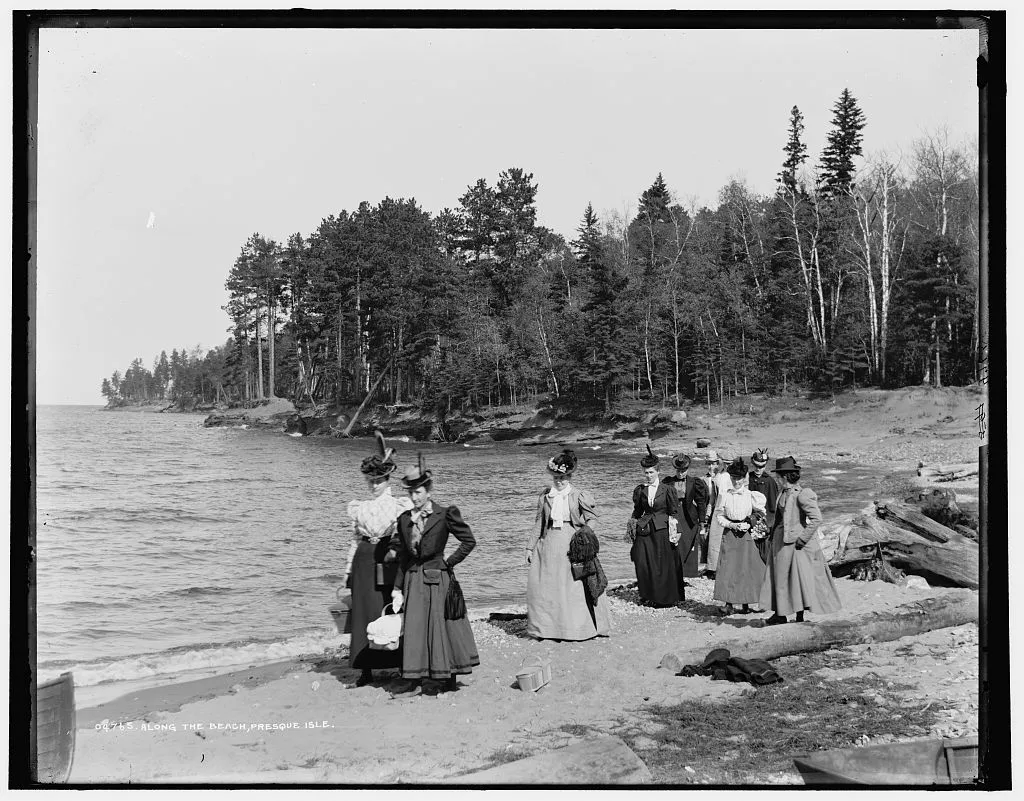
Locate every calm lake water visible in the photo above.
<box><xmin>35</xmin><ymin>405</ymin><xmax>887</xmax><ymax>699</ymax></box>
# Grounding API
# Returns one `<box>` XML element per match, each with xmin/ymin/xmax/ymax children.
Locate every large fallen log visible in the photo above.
<box><xmin>661</xmin><ymin>591</ymin><xmax>978</xmax><ymax>670</ymax></box>
<box><xmin>826</xmin><ymin>502</ymin><xmax>979</xmax><ymax>589</ymax></box>
<box><xmin>875</xmin><ymin>500</ymin><xmax>955</xmax><ymax>543</ymax></box>
<box><xmin>453</xmin><ymin>735</ymin><xmax>652</xmax><ymax>784</ymax></box>
<box><xmin>918</xmin><ymin>461</ymin><xmax>979</xmax><ymax>480</ymax></box>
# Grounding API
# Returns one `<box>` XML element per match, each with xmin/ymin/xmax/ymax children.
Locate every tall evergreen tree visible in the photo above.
<box><xmin>817</xmin><ymin>88</ymin><xmax>867</xmax><ymax>196</ymax></box>
<box><xmin>777</xmin><ymin>105</ymin><xmax>808</xmax><ymax>193</ymax></box>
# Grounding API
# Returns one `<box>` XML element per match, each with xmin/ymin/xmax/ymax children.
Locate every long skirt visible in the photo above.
<box><xmin>349</xmin><ymin>539</ymin><xmax>402</xmax><ymax>671</ymax></box>
<box><xmin>674</xmin><ymin>517</ymin><xmax>701</xmax><ymax>578</ymax></box>
<box><xmin>706</xmin><ymin>516</ymin><xmax>725</xmax><ymax>571</ymax></box>
<box><xmin>631</xmin><ymin>528</ymin><xmax>684</xmax><ymax>605</ymax></box>
<box><xmin>527</xmin><ymin>526</ymin><xmax>611</xmax><ymax>640</ymax></box>
<box><xmin>759</xmin><ymin>537</ymin><xmax>843</xmax><ymax>617</ymax></box>
<box><xmin>400</xmin><ymin>568</ymin><xmax>480</xmax><ymax>680</ymax></box>
<box><xmin>714</xmin><ymin>529</ymin><xmax>767</xmax><ymax>605</ymax></box>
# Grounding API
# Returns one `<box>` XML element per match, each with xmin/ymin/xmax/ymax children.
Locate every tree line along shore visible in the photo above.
<box><xmin>101</xmin><ymin>89</ymin><xmax>979</xmax><ymax>422</ymax></box>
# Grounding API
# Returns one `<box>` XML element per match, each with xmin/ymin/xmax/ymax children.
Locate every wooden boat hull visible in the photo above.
<box><xmin>36</xmin><ymin>672</ymin><xmax>76</xmax><ymax>783</ymax></box>
<box><xmin>794</xmin><ymin>736</ymin><xmax>978</xmax><ymax>785</ymax></box>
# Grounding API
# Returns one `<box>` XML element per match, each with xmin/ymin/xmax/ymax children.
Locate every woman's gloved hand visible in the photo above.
<box><xmin>391</xmin><ymin>588</ymin><xmax>404</xmax><ymax>613</ymax></box>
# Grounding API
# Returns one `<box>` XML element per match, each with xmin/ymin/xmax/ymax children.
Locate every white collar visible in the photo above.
<box><xmin>548</xmin><ymin>483</ymin><xmax>573</xmax><ymax>498</ymax></box>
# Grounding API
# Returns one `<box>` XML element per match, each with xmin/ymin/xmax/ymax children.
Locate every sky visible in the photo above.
<box><xmin>35</xmin><ymin>25</ymin><xmax>981</xmax><ymax>405</ymax></box>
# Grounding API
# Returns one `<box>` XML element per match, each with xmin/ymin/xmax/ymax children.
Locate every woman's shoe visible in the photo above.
<box><xmin>795</xmin><ymin>611</ymin><xmax>806</xmax><ymax>623</ymax></box>
<box><xmin>355</xmin><ymin>670</ymin><xmax>373</xmax><ymax>687</ymax></box>
<box><xmin>389</xmin><ymin>679</ymin><xmax>421</xmax><ymax>698</ymax></box>
<box><xmin>720</xmin><ymin>604</ymin><xmax>735</xmax><ymax>616</ymax></box>
<box><xmin>739</xmin><ymin>605</ymin><xmax>751</xmax><ymax>614</ymax></box>
<box><xmin>764</xmin><ymin>614</ymin><xmax>788</xmax><ymax>626</ymax></box>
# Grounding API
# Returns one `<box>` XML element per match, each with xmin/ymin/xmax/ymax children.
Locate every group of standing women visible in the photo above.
<box><xmin>342</xmin><ymin>434</ymin><xmax>479</xmax><ymax>698</ymax></box>
<box><xmin>340</xmin><ymin>437</ymin><xmax>843</xmax><ymax>692</ymax></box>
<box><xmin>625</xmin><ymin>447</ymin><xmax>842</xmax><ymax>624</ymax></box>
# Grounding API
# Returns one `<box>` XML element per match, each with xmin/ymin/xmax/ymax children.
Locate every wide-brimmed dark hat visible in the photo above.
<box><xmin>672</xmin><ymin>453</ymin><xmax>692</xmax><ymax>471</ymax></box>
<box><xmin>750</xmin><ymin>448</ymin><xmax>769</xmax><ymax>467</ymax></box>
<box><xmin>640</xmin><ymin>444</ymin><xmax>660</xmax><ymax>469</ymax></box>
<box><xmin>726</xmin><ymin>456</ymin><xmax>747</xmax><ymax>478</ymax></box>
<box><xmin>771</xmin><ymin>456</ymin><xmax>801</xmax><ymax>474</ymax></box>
<box><xmin>547</xmin><ymin>448</ymin><xmax>578</xmax><ymax>475</ymax></box>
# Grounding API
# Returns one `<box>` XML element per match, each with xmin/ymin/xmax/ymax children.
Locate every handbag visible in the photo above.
<box><xmin>445</xmin><ymin>570</ymin><xmax>467</xmax><ymax>620</ymax></box>
<box><xmin>571</xmin><ymin>560</ymin><xmax>597</xmax><ymax>581</ymax></box>
<box><xmin>366</xmin><ymin>603</ymin><xmax>404</xmax><ymax>650</ymax></box>
<box><xmin>328</xmin><ymin>588</ymin><xmax>353</xmax><ymax>634</ymax></box>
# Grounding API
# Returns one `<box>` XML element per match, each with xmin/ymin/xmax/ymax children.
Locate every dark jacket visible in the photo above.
<box><xmin>748</xmin><ymin>470</ymin><xmax>780</xmax><ymax>530</ymax></box>
<box><xmin>664</xmin><ymin>474</ymin><xmax>709</xmax><ymax>533</ymax></box>
<box><xmin>391</xmin><ymin>501</ymin><xmax>475</xmax><ymax>589</ymax></box>
<box><xmin>630</xmin><ymin>481</ymin><xmax>679</xmax><ymax>534</ymax></box>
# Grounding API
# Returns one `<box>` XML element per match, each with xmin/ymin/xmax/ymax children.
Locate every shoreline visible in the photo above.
<box><xmin>68</xmin><ymin>577</ymin><xmax>979</xmax><ymax>784</ymax></box>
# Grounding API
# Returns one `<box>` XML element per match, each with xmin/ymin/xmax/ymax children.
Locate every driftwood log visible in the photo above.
<box><xmin>661</xmin><ymin>591</ymin><xmax>978</xmax><ymax>671</ymax></box>
<box><xmin>818</xmin><ymin>500</ymin><xmax>979</xmax><ymax>589</ymax></box>
<box><xmin>918</xmin><ymin>462</ymin><xmax>980</xmax><ymax>482</ymax></box>
<box><xmin>454</xmin><ymin>736</ymin><xmax>652</xmax><ymax>784</ymax></box>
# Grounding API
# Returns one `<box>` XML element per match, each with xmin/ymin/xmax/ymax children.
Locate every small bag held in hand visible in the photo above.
<box><xmin>445</xmin><ymin>570</ymin><xmax>467</xmax><ymax>620</ymax></box>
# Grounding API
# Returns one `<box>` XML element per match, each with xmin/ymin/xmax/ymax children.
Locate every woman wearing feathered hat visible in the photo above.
<box><xmin>525</xmin><ymin>449</ymin><xmax>611</xmax><ymax>640</ymax></box>
<box><xmin>662</xmin><ymin>454</ymin><xmax>709</xmax><ymax>578</ymax></box>
<box><xmin>713</xmin><ymin>457</ymin><xmax>768</xmax><ymax>615</ymax></box>
<box><xmin>343</xmin><ymin>431</ymin><xmax>413</xmax><ymax>686</ymax></box>
<box><xmin>629</xmin><ymin>445</ymin><xmax>684</xmax><ymax>606</ymax></box>
<box><xmin>387</xmin><ymin>454</ymin><xmax>480</xmax><ymax>696</ymax></box>
<box><xmin>758</xmin><ymin>456</ymin><xmax>842</xmax><ymax>625</ymax></box>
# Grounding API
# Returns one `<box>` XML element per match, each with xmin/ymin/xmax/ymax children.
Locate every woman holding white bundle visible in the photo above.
<box><xmin>342</xmin><ymin>432</ymin><xmax>412</xmax><ymax>686</ymax></box>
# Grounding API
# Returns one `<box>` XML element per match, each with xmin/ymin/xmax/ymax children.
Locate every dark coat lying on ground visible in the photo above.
<box><xmin>677</xmin><ymin>648</ymin><xmax>783</xmax><ymax>685</ymax></box>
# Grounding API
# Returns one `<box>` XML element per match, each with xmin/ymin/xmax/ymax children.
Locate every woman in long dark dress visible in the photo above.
<box><xmin>747</xmin><ymin>448</ymin><xmax>780</xmax><ymax>563</ymax></box>
<box><xmin>630</xmin><ymin>446</ymin><xmax>683</xmax><ymax>606</ymax></box>
<box><xmin>342</xmin><ymin>435</ymin><xmax>412</xmax><ymax>686</ymax></box>
<box><xmin>662</xmin><ymin>454</ymin><xmax>709</xmax><ymax>578</ymax></box>
<box><xmin>388</xmin><ymin>462</ymin><xmax>480</xmax><ymax>697</ymax></box>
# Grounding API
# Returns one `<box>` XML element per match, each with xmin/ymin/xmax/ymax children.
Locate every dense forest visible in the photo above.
<box><xmin>102</xmin><ymin>90</ymin><xmax>980</xmax><ymax>414</ymax></box>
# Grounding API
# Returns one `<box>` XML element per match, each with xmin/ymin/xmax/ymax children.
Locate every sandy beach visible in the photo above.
<box><xmin>70</xmin><ymin>577</ymin><xmax>979</xmax><ymax>785</ymax></box>
<box><xmin>67</xmin><ymin>386</ymin><xmax>985</xmax><ymax>785</ymax></box>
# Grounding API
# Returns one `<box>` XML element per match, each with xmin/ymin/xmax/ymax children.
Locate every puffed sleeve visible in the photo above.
<box><xmin>577</xmin><ymin>489</ymin><xmax>598</xmax><ymax>530</ymax></box>
<box><xmin>443</xmin><ymin>505</ymin><xmax>476</xmax><ymax>569</ymax></box>
<box><xmin>631</xmin><ymin>485</ymin><xmax>644</xmax><ymax>519</ymax></box>
<box><xmin>526</xmin><ymin>490</ymin><xmax>546</xmax><ymax>555</ymax></box>
<box><xmin>796</xmin><ymin>488</ymin><xmax>822</xmax><ymax>545</ymax></box>
<box><xmin>343</xmin><ymin>500</ymin><xmax>362</xmax><ymax>576</ymax></box>
<box><xmin>665</xmin><ymin>483</ymin><xmax>680</xmax><ymax>517</ymax></box>
<box><xmin>692</xmin><ymin>478</ymin><xmax>709</xmax><ymax>526</ymax></box>
<box><xmin>391</xmin><ymin>510</ymin><xmax>411</xmax><ymax>590</ymax></box>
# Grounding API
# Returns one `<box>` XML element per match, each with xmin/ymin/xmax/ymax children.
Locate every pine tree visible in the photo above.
<box><xmin>637</xmin><ymin>172</ymin><xmax>671</xmax><ymax>223</ymax></box>
<box><xmin>572</xmin><ymin>202</ymin><xmax>602</xmax><ymax>278</ymax></box>
<box><xmin>578</xmin><ymin>206</ymin><xmax>630</xmax><ymax>409</ymax></box>
<box><xmin>777</xmin><ymin>105</ymin><xmax>808</xmax><ymax>193</ymax></box>
<box><xmin>818</xmin><ymin>89</ymin><xmax>867</xmax><ymax>197</ymax></box>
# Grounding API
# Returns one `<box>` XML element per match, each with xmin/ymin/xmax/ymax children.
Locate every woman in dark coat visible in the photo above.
<box><xmin>630</xmin><ymin>446</ymin><xmax>683</xmax><ymax>606</ymax></box>
<box><xmin>746</xmin><ymin>448</ymin><xmax>780</xmax><ymax>563</ymax></box>
<box><xmin>342</xmin><ymin>433</ymin><xmax>412</xmax><ymax>686</ymax></box>
<box><xmin>388</xmin><ymin>462</ymin><xmax>480</xmax><ymax>697</ymax></box>
<box><xmin>663</xmin><ymin>454</ymin><xmax>709</xmax><ymax>578</ymax></box>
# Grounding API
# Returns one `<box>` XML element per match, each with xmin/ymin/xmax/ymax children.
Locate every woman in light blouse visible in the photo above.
<box><xmin>525</xmin><ymin>449</ymin><xmax>610</xmax><ymax>640</ymax></box>
<box><xmin>342</xmin><ymin>436</ymin><xmax>413</xmax><ymax>686</ymax></box>
<box><xmin>713</xmin><ymin>456</ymin><xmax>767</xmax><ymax>615</ymax></box>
